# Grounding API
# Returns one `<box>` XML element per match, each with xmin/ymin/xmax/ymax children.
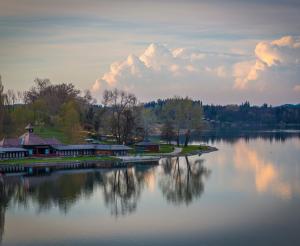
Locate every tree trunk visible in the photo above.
<box><xmin>184</xmin><ymin>129</ymin><xmax>190</xmax><ymax>147</ymax></box>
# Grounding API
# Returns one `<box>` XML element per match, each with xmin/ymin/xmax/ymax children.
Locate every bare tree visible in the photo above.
<box><xmin>103</xmin><ymin>88</ymin><xmax>138</xmax><ymax>144</ymax></box>
<box><xmin>6</xmin><ymin>89</ymin><xmax>16</xmax><ymax>108</ymax></box>
<box><xmin>161</xmin><ymin>120</ymin><xmax>175</xmax><ymax>144</ymax></box>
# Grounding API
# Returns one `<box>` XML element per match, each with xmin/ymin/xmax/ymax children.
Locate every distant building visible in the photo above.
<box><xmin>53</xmin><ymin>144</ymin><xmax>131</xmax><ymax>157</ymax></box>
<box><xmin>135</xmin><ymin>140</ymin><xmax>160</xmax><ymax>152</ymax></box>
<box><xmin>0</xmin><ymin>124</ymin><xmax>60</xmax><ymax>159</ymax></box>
<box><xmin>0</xmin><ymin>124</ymin><xmax>131</xmax><ymax>160</ymax></box>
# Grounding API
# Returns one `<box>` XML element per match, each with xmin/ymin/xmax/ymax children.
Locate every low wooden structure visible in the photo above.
<box><xmin>0</xmin><ymin>147</ymin><xmax>28</xmax><ymax>159</ymax></box>
<box><xmin>135</xmin><ymin>140</ymin><xmax>160</xmax><ymax>152</ymax></box>
<box><xmin>53</xmin><ymin>144</ymin><xmax>131</xmax><ymax>157</ymax></box>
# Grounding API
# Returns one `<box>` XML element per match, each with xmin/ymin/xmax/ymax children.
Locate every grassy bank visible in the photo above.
<box><xmin>180</xmin><ymin>145</ymin><xmax>211</xmax><ymax>155</ymax></box>
<box><xmin>0</xmin><ymin>156</ymin><xmax>118</xmax><ymax>165</ymax></box>
<box><xmin>158</xmin><ymin>144</ymin><xmax>175</xmax><ymax>153</ymax></box>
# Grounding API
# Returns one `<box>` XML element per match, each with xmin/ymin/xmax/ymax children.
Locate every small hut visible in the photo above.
<box><xmin>135</xmin><ymin>140</ymin><xmax>159</xmax><ymax>152</ymax></box>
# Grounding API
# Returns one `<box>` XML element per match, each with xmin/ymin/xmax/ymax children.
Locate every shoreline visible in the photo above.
<box><xmin>0</xmin><ymin>145</ymin><xmax>218</xmax><ymax>175</ymax></box>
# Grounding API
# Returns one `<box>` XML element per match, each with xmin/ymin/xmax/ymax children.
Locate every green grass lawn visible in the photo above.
<box><xmin>0</xmin><ymin>156</ymin><xmax>118</xmax><ymax>165</ymax></box>
<box><xmin>35</xmin><ymin>126</ymin><xmax>69</xmax><ymax>144</ymax></box>
<box><xmin>180</xmin><ymin>145</ymin><xmax>210</xmax><ymax>155</ymax></box>
<box><xmin>159</xmin><ymin>144</ymin><xmax>175</xmax><ymax>153</ymax></box>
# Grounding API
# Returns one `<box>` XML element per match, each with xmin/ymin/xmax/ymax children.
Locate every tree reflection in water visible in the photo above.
<box><xmin>0</xmin><ymin>175</ymin><xmax>26</xmax><ymax>244</ymax></box>
<box><xmin>0</xmin><ymin>166</ymin><xmax>155</xmax><ymax>242</ymax></box>
<box><xmin>159</xmin><ymin>156</ymin><xmax>210</xmax><ymax>205</ymax></box>
<box><xmin>102</xmin><ymin>167</ymin><xmax>147</xmax><ymax>217</ymax></box>
<box><xmin>0</xmin><ymin>159</ymin><xmax>209</xmax><ymax>242</ymax></box>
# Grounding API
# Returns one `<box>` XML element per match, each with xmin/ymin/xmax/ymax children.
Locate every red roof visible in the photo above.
<box><xmin>44</xmin><ymin>138</ymin><xmax>62</xmax><ymax>146</ymax></box>
<box><xmin>0</xmin><ymin>137</ymin><xmax>21</xmax><ymax>147</ymax></box>
<box><xmin>1</xmin><ymin>123</ymin><xmax>62</xmax><ymax>147</ymax></box>
<box><xmin>19</xmin><ymin>132</ymin><xmax>49</xmax><ymax>146</ymax></box>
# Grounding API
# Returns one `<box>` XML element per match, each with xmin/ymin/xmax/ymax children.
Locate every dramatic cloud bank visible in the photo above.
<box><xmin>93</xmin><ymin>36</ymin><xmax>300</xmax><ymax>103</ymax></box>
<box><xmin>233</xmin><ymin>36</ymin><xmax>300</xmax><ymax>89</ymax></box>
<box><xmin>92</xmin><ymin>43</ymin><xmax>235</xmax><ymax>100</ymax></box>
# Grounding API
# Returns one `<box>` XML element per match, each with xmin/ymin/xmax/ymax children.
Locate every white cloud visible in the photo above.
<box><xmin>294</xmin><ymin>85</ymin><xmax>300</xmax><ymax>93</ymax></box>
<box><xmin>233</xmin><ymin>35</ymin><xmax>300</xmax><ymax>89</ymax></box>
<box><xmin>93</xmin><ymin>37</ymin><xmax>300</xmax><ymax>104</ymax></box>
<box><xmin>92</xmin><ymin>43</ymin><xmax>233</xmax><ymax>99</ymax></box>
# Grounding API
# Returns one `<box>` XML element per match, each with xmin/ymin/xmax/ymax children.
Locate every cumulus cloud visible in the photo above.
<box><xmin>92</xmin><ymin>43</ymin><xmax>233</xmax><ymax>99</ymax></box>
<box><xmin>93</xmin><ymin>37</ymin><xmax>300</xmax><ymax>103</ymax></box>
<box><xmin>233</xmin><ymin>35</ymin><xmax>300</xmax><ymax>89</ymax></box>
<box><xmin>294</xmin><ymin>85</ymin><xmax>300</xmax><ymax>93</ymax></box>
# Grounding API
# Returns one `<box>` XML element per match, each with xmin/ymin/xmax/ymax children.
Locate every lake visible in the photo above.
<box><xmin>1</xmin><ymin>130</ymin><xmax>300</xmax><ymax>246</ymax></box>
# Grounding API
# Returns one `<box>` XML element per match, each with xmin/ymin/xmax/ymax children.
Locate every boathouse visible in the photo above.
<box><xmin>0</xmin><ymin>124</ymin><xmax>131</xmax><ymax>160</ymax></box>
<box><xmin>135</xmin><ymin>140</ymin><xmax>160</xmax><ymax>152</ymax></box>
<box><xmin>95</xmin><ymin>144</ymin><xmax>131</xmax><ymax>156</ymax></box>
<box><xmin>19</xmin><ymin>124</ymin><xmax>62</xmax><ymax>156</ymax></box>
<box><xmin>53</xmin><ymin>144</ymin><xmax>131</xmax><ymax>156</ymax></box>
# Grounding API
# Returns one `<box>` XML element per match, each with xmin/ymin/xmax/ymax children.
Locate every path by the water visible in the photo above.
<box><xmin>161</xmin><ymin>147</ymin><xmax>182</xmax><ymax>156</ymax></box>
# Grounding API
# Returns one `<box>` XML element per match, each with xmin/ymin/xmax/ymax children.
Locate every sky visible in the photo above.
<box><xmin>0</xmin><ymin>0</ymin><xmax>300</xmax><ymax>105</ymax></box>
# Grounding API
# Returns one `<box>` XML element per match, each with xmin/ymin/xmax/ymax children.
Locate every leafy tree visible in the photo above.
<box><xmin>24</xmin><ymin>78</ymin><xmax>81</xmax><ymax>124</ymax></box>
<box><xmin>161</xmin><ymin>120</ymin><xmax>175</xmax><ymax>144</ymax></box>
<box><xmin>162</xmin><ymin>97</ymin><xmax>202</xmax><ymax>146</ymax></box>
<box><xmin>138</xmin><ymin>107</ymin><xmax>157</xmax><ymax>139</ymax></box>
<box><xmin>59</xmin><ymin>100</ymin><xmax>83</xmax><ymax>143</ymax></box>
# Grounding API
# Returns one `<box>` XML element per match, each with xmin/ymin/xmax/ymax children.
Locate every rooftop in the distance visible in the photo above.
<box><xmin>0</xmin><ymin>124</ymin><xmax>62</xmax><ymax>148</ymax></box>
<box><xmin>135</xmin><ymin>140</ymin><xmax>159</xmax><ymax>146</ymax></box>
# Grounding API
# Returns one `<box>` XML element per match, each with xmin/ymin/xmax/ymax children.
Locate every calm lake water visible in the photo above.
<box><xmin>1</xmin><ymin>130</ymin><xmax>300</xmax><ymax>246</ymax></box>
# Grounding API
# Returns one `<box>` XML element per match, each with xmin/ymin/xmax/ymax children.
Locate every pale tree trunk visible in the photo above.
<box><xmin>184</xmin><ymin>129</ymin><xmax>191</xmax><ymax>147</ymax></box>
<box><xmin>176</xmin><ymin>129</ymin><xmax>180</xmax><ymax>147</ymax></box>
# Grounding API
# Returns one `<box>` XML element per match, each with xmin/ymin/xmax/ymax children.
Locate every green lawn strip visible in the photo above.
<box><xmin>180</xmin><ymin>145</ymin><xmax>210</xmax><ymax>155</ymax></box>
<box><xmin>159</xmin><ymin>144</ymin><xmax>175</xmax><ymax>153</ymax></box>
<box><xmin>0</xmin><ymin>156</ymin><xmax>118</xmax><ymax>165</ymax></box>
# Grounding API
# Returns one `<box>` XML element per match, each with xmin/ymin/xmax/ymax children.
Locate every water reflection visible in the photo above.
<box><xmin>233</xmin><ymin>140</ymin><xmax>298</xmax><ymax>199</ymax></box>
<box><xmin>191</xmin><ymin>128</ymin><xmax>300</xmax><ymax>144</ymax></box>
<box><xmin>0</xmin><ymin>168</ymin><xmax>149</xmax><ymax>215</ymax></box>
<box><xmin>103</xmin><ymin>168</ymin><xmax>143</xmax><ymax>217</ymax></box>
<box><xmin>159</xmin><ymin>156</ymin><xmax>210</xmax><ymax>205</ymax></box>
<box><xmin>0</xmin><ymin>156</ymin><xmax>209</xmax><ymax>243</ymax></box>
<box><xmin>1</xmin><ymin>131</ymin><xmax>300</xmax><ymax>246</ymax></box>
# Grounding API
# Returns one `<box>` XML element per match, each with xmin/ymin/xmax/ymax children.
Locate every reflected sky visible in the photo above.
<box><xmin>1</xmin><ymin>133</ymin><xmax>300</xmax><ymax>245</ymax></box>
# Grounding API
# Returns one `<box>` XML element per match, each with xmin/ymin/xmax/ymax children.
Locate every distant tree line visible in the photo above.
<box><xmin>145</xmin><ymin>100</ymin><xmax>300</xmax><ymax>126</ymax></box>
<box><xmin>1</xmin><ymin>75</ymin><xmax>299</xmax><ymax>145</ymax></box>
